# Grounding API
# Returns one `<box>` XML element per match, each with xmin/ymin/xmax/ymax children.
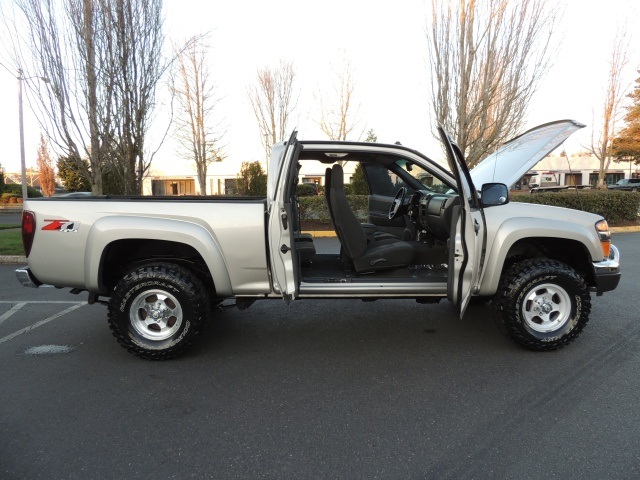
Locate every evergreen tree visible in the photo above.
<box><xmin>236</xmin><ymin>161</ymin><xmax>267</xmax><ymax>196</ymax></box>
<box><xmin>57</xmin><ymin>155</ymin><xmax>91</xmax><ymax>192</ymax></box>
<box><xmin>613</xmin><ymin>72</ymin><xmax>640</xmax><ymax>167</ymax></box>
<box><xmin>365</xmin><ymin>129</ymin><xmax>377</xmax><ymax>143</ymax></box>
<box><xmin>350</xmin><ymin>164</ymin><xmax>369</xmax><ymax>195</ymax></box>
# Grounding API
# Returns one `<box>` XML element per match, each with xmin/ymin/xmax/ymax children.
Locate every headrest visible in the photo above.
<box><xmin>331</xmin><ymin>164</ymin><xmax>344</xmax><ymax>189</ymax></box>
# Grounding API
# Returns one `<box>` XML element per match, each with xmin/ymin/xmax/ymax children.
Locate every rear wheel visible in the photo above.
<box><xmin>108</xmin><ymin>263</ymin><xmax>209</xmax><ymax>360</ymax></box>
<box><xmin>493</xmin><ymin>259</ymin><xmax>591</xmax><ymax>351</ymax></box>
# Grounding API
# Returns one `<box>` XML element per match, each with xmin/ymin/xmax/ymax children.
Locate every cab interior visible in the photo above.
<box><xmin>287</xmin><ymin>148</ymin><xmax>461</xmax><ymax>291</ymax></box>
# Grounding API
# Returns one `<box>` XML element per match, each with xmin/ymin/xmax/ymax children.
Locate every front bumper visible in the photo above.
<box><xmin>591</xmin><ymin>244</ymin><xmax>621</xmax><ymax>295</ymax></box>
<box><xmin>15</xmin><ymin>267</ymin><xmax>42</xmax><ymax>288</ymax></box>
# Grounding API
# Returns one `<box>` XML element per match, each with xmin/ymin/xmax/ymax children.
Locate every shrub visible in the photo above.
<box><xmin>2</xmin><ymin>184</ymin><xmax>43</xmax><ymax>198</ymax></box>
<box><xmin>513</xmin><ymin>190</ymin><xmax>640</xmax><ymax>223</ymax></box>
<box><xmin>1</xmin><ymin>193</ymin><xmax>19</xmax><ymax>203</ymax></box>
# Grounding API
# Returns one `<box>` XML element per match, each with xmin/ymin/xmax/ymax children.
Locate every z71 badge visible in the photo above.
<box><xmin>42</xmin><ymin>220</ymin><xmax>79</xmax><ymax>233</ymax></box>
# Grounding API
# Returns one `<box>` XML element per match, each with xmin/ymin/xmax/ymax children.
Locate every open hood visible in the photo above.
<box><xmin>469</xmin><ymin>120</ymin><xmax>585</xmax><ymax>188</ymax></box>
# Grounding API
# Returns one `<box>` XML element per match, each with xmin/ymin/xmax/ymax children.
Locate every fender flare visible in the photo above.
<box><xmin>478</xmin><ymin>217</ymin><xmax>601</xmax><ymax>295</ymax></box>
<box><xmin>84</xmin><ymin>216</ymin><xmax>232</xmax><ymax>296</ymax></box>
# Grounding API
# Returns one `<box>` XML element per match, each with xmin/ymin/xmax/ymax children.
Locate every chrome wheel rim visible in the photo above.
<box><xmin>521</xmin><ymin>283</ymin><xmax>572</xmax><ymax>333</ymax></box>
<box><xmin>130</xmin><ymin>289</ymin><xmax>183</xmax><ymax>341</ymax></box>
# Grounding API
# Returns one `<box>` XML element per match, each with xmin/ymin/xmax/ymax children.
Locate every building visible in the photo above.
<box><xmin>142</xmin><ymin>160</ymin><xmax>244</xmax><ymax>196</ymax></box>
<box><xmin>514</xmin><ymin>154</ymin><xmax>638</xmax><ymax>190</ymax></box>
<box><xmin>142</xmin><ymin>159</ymin><xmax>359</xmax><ymax>196</ymax></box>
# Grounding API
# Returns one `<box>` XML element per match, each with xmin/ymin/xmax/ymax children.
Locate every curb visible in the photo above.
<box><xmin>0</xmin><ymin>255</ymin><xmax>26</xmax><ymax>265</ymax></box>
<box><xmin>610</xmin><ymin>226</ymin><xmax>640</xmax><ymax>233</ymax></box>
<box><xmin>302</xmin><ymin>230</ymin><xmax>336</xmax><ymax>238</ymax></box>
<box><xmin>304</xmin><ymin>226</ymin><xmax>640</xmax><ymax>236</ymax></box>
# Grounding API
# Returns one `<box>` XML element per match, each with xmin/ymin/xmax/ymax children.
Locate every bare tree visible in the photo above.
<box><xmin>318</xmin><ymin>54</ymin><xmax>362</xmax><ymax>141</ymax></box>
<box><xmin>36</xmin><ymin>134</ymin><xmax>56</xmax><ymax>197</ymax></box>
<box><xmin>426</xmin><ymin>0</ymin><xmax>558</xmax><ymax>167</ymax></box>
<box><xmin>5</xmin><ymin>0</ymin><xmax>108</xmax><ymax>194</ymax></box>
<box><xmin>4</xmin><ymin>0</ymin><xmax>167</xmax><ymax>195</ymax></box>
<box><xmin>171</xmin><ymin>35</ymin><xmax>224</xmax><ymax>195</ymax></box>
<box><xmin>247</xmin><ymin>60</ymin><xmax>297</xmax><ymax>160</ymax></box>
<box><xmin>102</xmin><ymin>0</ymin><xmax>167</xmax><ymax>195</ymax></box>
<box><xmin>590</xmin><ymin>30</ymin><xmax>631</xmax><ymax>188</ymax></box>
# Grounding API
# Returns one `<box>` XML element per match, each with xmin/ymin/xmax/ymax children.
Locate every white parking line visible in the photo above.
<box><xmin>0</xmin><ymin>301</ymin><xmax>87</xmax><ymax>304</ymax></box>
<box><xmin>0</xmin><ymin>302</ymin><xmax>26</xmax><ymax>326</ymax></box>
<box><xmin>0</xmin><ymin>303</ymin><xmax>87</xmax><ymax>345</ymax></box>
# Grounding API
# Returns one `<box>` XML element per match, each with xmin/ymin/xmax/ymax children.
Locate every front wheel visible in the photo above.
<box><xmin>108</xmin><ymin>263</ymin><xmax>209</xmax><ymax>360</ymax></box>
<box><xmin>493</xmin><ymin>259</ymin><xmax>591</xmax><ymax>351</ymax></box>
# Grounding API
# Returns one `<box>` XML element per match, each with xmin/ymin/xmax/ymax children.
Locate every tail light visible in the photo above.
<box><xmin>22</xmin><ymin>210</ymin><xmax>36</xmax><ymax>258</ymax></box>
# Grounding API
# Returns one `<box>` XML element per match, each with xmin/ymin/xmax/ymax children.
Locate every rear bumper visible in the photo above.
<box><xmin>591</xmin><ymin>244</ymin><xmax>621</xmax><ymax>294</ymax></box>
<box><xmin>15</xmin><ymin>267</ymin><xmax>42</xmax><ymax>288</ymax></box>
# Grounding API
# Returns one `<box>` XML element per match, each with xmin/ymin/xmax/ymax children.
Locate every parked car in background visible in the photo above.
<box><xmin>528</xmin><ymin>172</ymin><xmax>591</xmax><ymax>193</ymax></box>
<box><xmin>607</xmin><ymin>178</ymin><xmax>640</xmax><ymax>191</ymax></box>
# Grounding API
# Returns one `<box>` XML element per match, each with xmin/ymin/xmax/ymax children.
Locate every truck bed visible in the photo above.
<box><xmin>22</xmin><ymin>196</ymin><xmax>270</xmax><ymax>295</ymax></box>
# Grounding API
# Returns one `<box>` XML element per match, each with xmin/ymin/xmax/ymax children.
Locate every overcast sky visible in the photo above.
<box><xmin>0</xmin><ymin>0</ymin><xmax>637</xmax><ymax>175</ymax></box>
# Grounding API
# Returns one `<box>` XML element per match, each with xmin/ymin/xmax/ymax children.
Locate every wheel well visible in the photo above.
<box><xmin>503</xmin><ymin>237</ymin><xmax>594</xmax><ymax>285</ymax></box>
<box><xmin>100</xmin><ymin>239</ymin><xmax>216</xmax><ymax>296</ymax></box>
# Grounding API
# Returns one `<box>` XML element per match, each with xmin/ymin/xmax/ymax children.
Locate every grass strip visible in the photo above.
<box><xmin>0</xmin><ymin>229</ymin><xmax>24</xmax><ymax>255</ymax></box>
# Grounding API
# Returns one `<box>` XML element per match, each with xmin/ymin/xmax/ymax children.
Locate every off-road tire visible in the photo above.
<box><xmin>493</xmin><ymin>258</ymin><xmax>591</xmax><ymax>351</ymax></box>
<box><xmin>108</xmin><ymin>263</ymin><xmax>209</xmax><ymax>360</ymax></box>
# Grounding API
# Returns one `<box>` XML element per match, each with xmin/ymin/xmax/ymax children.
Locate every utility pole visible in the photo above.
<box><xmin>18</xmin><ymin>68</ymin><xmax>27</xmax><ymax>200</ymax></box>
<box><xmin>17</xmin><ymin>68</ymin><xmax>49</xmax><ymax>200</ymax></box>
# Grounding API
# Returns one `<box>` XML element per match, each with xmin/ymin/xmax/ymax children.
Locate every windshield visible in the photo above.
<box><xmin>393</xmin><ymin>159</ymin><xmax>452</xmax><ymax>194</ymax></box>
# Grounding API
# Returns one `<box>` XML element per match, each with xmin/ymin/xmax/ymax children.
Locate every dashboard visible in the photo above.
<box><xmin>409</xmin><ymin>190</ymin><xmax>460</xmax><ymax>241</ymax></box>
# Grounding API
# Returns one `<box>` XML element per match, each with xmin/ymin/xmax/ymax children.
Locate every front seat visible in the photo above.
<box><xmin>325</xmin><ymin>167</ymin><xmax>399</xmax><ymax>241</ymax></box>
<box><xmin>330</xmin><ymin>164</ymin><xmax>415</xmax><ymax>272</ymax></box>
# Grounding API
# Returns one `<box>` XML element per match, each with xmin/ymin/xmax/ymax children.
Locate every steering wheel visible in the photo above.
<box><xmin>388</xmin><ymin>187</ymin><xmax>407</xmax><ymax>220</ymax></box>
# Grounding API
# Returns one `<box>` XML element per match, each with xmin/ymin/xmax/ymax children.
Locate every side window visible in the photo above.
<box><xmin>363</xmin><ymin>163</ymin><xmax>408</xmax><ymax>196</ymax></box>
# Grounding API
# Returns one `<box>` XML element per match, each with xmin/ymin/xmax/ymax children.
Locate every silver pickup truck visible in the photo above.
<box><xmin>16</xmin><ymin>120</ymin><xmax>621</xmax><ymax>359</ymax></box>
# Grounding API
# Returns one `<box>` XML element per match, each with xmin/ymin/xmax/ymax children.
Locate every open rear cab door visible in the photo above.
<box><xmin>267</xmin><ymin>131</ymin><xmax>302</xmax><ymax>302</ymax></box>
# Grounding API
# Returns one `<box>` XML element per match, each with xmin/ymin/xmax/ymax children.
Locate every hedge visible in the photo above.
<box><xmin>513</xmin><ymin>190</ymin><xmax>640</xmax><ymax>224</ymax></box>
<box><xmin>299</xmin><ymin>191</ymin><xmax>640</xmax><ymax>226</ymax></box>
<box><xmin>298</xmin><ymin>195</ymin><xmax>369</xmax><ymax>223</ymax></box>
<box><xmin>296</xmin><ymin>184</ymin><xmax>319</xmax><ymax>196</ymax></box>
<box><xmin>1</xmin><ymin>184</ymin><xmax>43</xmax><ymax>198</ymax></box>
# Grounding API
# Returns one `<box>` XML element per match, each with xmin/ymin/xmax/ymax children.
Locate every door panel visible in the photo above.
<box><xmin>438</xmin><ymin>126</ymin><xmax>486</xmax><ymax>318</ymax></box>
<box><xmin>267</xmin><ymin>132</ymin><xmax>301</xmax><ymax>301</ymax></box>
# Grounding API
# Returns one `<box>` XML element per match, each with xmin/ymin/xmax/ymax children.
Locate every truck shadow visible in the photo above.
<box><xmin>191</xmin><ymin>298</ymin><xmax>514</xmax><ymax>361</ymax></box>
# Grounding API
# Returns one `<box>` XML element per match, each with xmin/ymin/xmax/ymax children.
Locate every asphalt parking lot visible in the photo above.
<box><xmin>1</xmin><ymin>234</ymin><xmax>640</xmax><ymax>479</ymax></box>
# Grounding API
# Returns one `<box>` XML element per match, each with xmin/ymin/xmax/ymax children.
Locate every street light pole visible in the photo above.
<box><xmin>18</xmin><ymin>68</ymin><xmax>27</xmax><ymax>200</ymax></box>
<box><xmin>16</xmin><ymin>68</ymin><xmax>49</xmax><ymax>200</ymax></box>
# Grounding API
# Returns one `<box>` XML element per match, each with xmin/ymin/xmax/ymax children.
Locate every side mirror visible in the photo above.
<box><xmin>481</xmin><ymin>183</ymin><xmax>509</xmax><ymax>207</ymax></box>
